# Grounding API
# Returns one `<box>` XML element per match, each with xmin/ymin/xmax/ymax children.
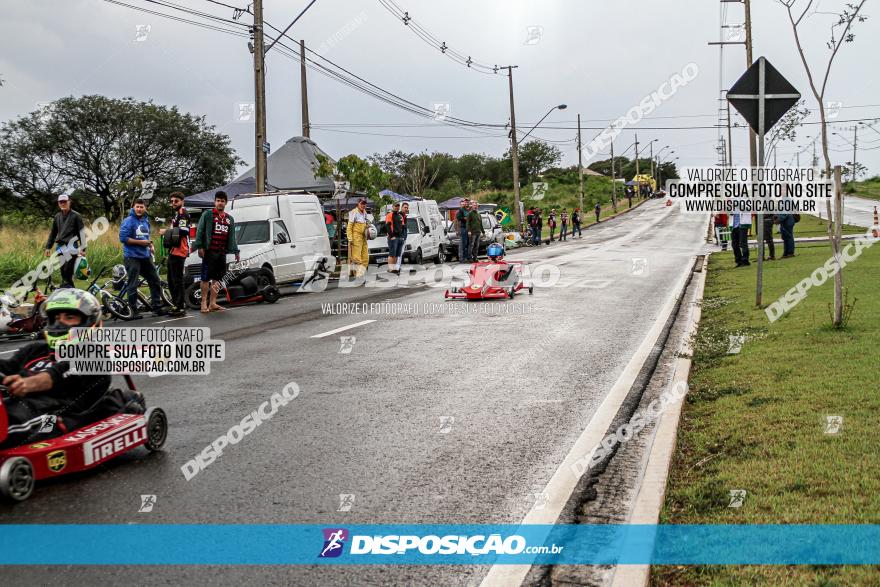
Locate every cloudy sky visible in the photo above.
<box><xmin>2</xmin><ymin>0</ymin><xmax>878</xmax><ymax>181</ymax></box>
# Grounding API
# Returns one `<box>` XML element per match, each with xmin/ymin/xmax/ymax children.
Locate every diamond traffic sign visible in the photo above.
<box><xmin>727</xmin><ymin>56</ymin><xmax>800</xmax><ymax>135</ymax></box>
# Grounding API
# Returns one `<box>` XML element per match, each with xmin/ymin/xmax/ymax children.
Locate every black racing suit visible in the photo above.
<box><xmin>0</xmin><ymin>341</ymin><xmax>114</xmax><ymax>448</ymax></box>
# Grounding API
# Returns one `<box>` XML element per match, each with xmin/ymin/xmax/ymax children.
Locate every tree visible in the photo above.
<box><xmin>778</xmin><ymin>0</ymin><xmax>868</xmax><ymax>327</ymax></box>
<box><xmin>0</xmin><ymin>95</ymin><xmax>242</xmax><ymax>220</ymax></box>
<box><xmin>514</xmin><ymin>141</ymin><xmax>562</xmax><ymax>182</ymax></box>
<box><xmin>766</xmin><ymin>99</ymin><xmax>811</xmax><ymax>162</ymax></box>
<box><xmin>315</xmin><ymin>153</ymin><xmax>389</xmax><ymax>201</ymax></box>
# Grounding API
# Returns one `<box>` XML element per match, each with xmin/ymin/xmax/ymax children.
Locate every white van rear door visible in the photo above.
<box><xmin>291</xmin><ymin>203</ymin><xmax>329</xmax><ymax>277</ymax></box>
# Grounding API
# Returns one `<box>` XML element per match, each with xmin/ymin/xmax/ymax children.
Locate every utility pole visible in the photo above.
<box><xmin>252</xmin><ymin>0</ymin><xmax>268</xmax><ymax>193</ymax></box>
<box><xmin>727</xmin><ymin>99</ymin><xmax>734</xmax><ymax>166</ymax></box>
<box><xmin>610</xmin><ymin>139</ymin><xmax>617</xmax><ymax>211</ymax></box>
<box><xmin>744</xmin><ymin>0</ymin><xmax>758</xmax><ymax>169</ymax></box>
<box><xmin>852</xmin><ymin>125</ymin><xmax>858</xmax><ymax>183</ymax></box>
<box><xmin>577</xmin><ymin>113</ymin><xmax>584</xmax><ymax>212</ymax></box>
<box><xmin>649</xmin><ymin>141</ymin><xmax>655</xmax><ymax>188</ymax></box>
<box><xmin>300</xmin><ymin>39</ymin><xmax>310</xmax><ymax>138</ymax></box>
<box><xmin>506</xmin><ymin>66</ymin><xmax>523</xmax><ymax>227</ymax></box>
<box><xmin>634</xmin><ymin>134</ymin><xmax>640</xmax><ymax>176</ymax></box>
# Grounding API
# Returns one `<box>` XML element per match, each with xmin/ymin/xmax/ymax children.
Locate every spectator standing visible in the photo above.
<box><xmin>194</xmin><ymin>191</ymin><xmax>240</xmax><ymax>312</ymax></box>
<box><xmin>456</xmin><ymin>198</ymin><xmax>471</xmax><ymax>262</ymax></box>
<box><xmin>386</xmin><ymin>202</ymin><xmax>403</xmax><ymax>272</ymax></box>
<box><xmin>395</xmin><ymin>202</ymin><xmax>409</xmax><ymax>272</ymax></box>
<box><xmin>531</xmin><ymin>208</ymin><xmax>543</xmax><ymax>246</ymax></box>
<box><xmin>560</xmin><ymin>209</ymin><xmax>569</xmax><ymax>241</ymax></box>
<box><xmin>345</xmin><ymin>199</ymin><xmax>371</xmax><ymax>277</ymax></box>
<box><xmin>762</xmin><ymin>214</ymin><xmax>776</xmax><ymax>261</ymax></box>
<box><xmin>778</xmin><ymin>213</ymin><xmax>797</xmax><ymax>258</ymax></box>
<box><xmin>547</xmin><ymin>209</ymin><xmax>557</xmax><ymax>242</ymax></box>
<box><xmin>118</xmin><ymin>199</ymin><xmax>167</xmax><ymax>318</ymax></box>
<box><xmin>594</xmin><ymin>202</ymin><xmax>602</xmax><ymax>223</ymax></box>
<box><xmin>731</xmin><ymin>212</ymin><xmax>752</xmax><ymax>267</ymax></box>
<box><xmin>467</xmin><ymin>201</ymin><xmax>483</xmax><ymax>261</ymax></box>
<box><xmin>45</xmin><ymin>194</ymin><xmax>86</xmax><ymax>289</ymax></box>
<box><xmin>160</xmin><ymin>192</ymin><xmax>190</xmax><ymax>316</ymax></box>
<box><xmin>571</xmin><ymin>208</ymin><xmax>582</xmax><ymax>238</ymax></box>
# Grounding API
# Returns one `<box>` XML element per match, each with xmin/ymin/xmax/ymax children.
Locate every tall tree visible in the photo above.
<box><xmin>0</xmin><ymin>95</ymin><xmax>242</xmax><ymax>220</ymax></box>
<box><xmin>778</xmin><ymin>0</ymin><xmax>868</xmax><ymax>327</ymax></box>
<box><xmin>514</xmin><ymin>141</ymin><xmax>562</xmax><ymax>182</ymax></box>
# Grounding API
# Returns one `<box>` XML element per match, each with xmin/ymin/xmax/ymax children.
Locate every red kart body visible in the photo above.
<box><xmin>444</xmin><ymin>260</ymin><xmax>533</xmax><ymax>300</ymax></box>
<box><xmin>0</xmin><ymin>379</ymin><xmax>167</xmax><ymax>501</ymax></box>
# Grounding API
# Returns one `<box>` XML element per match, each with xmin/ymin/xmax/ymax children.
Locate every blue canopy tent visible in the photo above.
<box><xmin>321</xmin><ymin>196</ymin><xmax>373</xmax><ymax>212</ymax></box>
<box><xmin>184</xmin><ymin>177</ymin><xmax>278</xmax><ymax>209</ymax></box>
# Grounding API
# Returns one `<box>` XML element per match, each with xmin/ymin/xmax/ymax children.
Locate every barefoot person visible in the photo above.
<box><xmin>194</xmin><ymin>191</ymin><xmax>239</xmax><ymax>313</ymax></box>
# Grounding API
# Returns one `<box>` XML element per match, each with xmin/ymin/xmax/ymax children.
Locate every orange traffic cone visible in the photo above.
<box><xmin>873</xmin><ymin>206</ymin><xmax>879</xmax><ymax>238</ymax></box>
<box><xmin>665</xmin><ymin>199</ymin><xmax>673</xmax><ymax>207</ymax></box>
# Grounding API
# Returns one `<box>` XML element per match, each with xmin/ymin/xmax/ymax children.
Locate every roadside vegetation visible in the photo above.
<box><xmin>844</xmin><ymin>176</ymin><xmax>880</xmax><ymax>201</ymax></box>
<box><xmin>654</xmin><ymin>240</ymin><xmax>880</xmax><ymax>586</ymax></box>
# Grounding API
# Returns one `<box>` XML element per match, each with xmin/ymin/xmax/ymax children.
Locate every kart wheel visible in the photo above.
<box><xmin>185</xmin><ymin>284</ymin><xmax>202</xmax><ymax>310</ymax></box>
<box><xmin>528</xmin><ymin>285</ymin><xmax>534</xmax><ymax>295</ymax></box>
<box><xmin>103</xmin><ymin>293</ymin><xmax>133</xmax><ymax>321</ymax></box>
<box><xmin>144</xmin><ymin>408</ymin><xmax>168</xmax><ymax>452</ymax></box>
<box><xmin>263</xmin><ymin>286</ymin><xmax>281</xmax><ymax>304</ymax></box>
<box><xmin>257</xmin><ymin>267</ymin><xmax>276</xmax><ymax>286</ymax></box>
<box><xmin>508</xmin><ymin>287</ymin><xmax>516</xmax><ymax>299</ymax></box>
<box><xmin>0</xmin><ymin>457</ymin><xmax>35</xmax><ymax>502</ymax></box>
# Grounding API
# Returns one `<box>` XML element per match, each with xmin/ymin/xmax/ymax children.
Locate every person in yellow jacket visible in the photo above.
<box><xmin>346</xmin><ymin>199</ymin><xmax>371</xmax><ymax>277</ymax></box>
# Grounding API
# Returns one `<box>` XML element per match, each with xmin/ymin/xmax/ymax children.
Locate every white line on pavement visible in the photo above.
<box><xmin>155</xmin><ymin>315</ymin><xmax>194</xmax><ymax>324</ymax></box>
<box><xmin>479</xmin><ymin>257</ymin><xmax>694</xmax><ymax>587</ymax></box>
<box><xmin>310</xmin><ymin>320</ymin><xmax>376</xmax><ymax>339</ymax></box>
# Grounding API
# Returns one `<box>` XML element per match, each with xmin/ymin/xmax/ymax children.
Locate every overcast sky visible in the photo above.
<box><xmin>2</xmin><ymin>0</ymin><xmax>878</xmax><ymax>183</ymax></box>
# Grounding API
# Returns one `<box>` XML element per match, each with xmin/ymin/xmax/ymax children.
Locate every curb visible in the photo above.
<box><xmin>609</xmin><ymin>254</ymin><xmax>710</xmax><ymax>587</ymax></box>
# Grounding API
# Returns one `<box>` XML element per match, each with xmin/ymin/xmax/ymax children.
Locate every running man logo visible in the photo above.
<box><xmin>337</xmin><ymin>493</ymin><xmax>355</xmax><ymax>512</ymax></box>
<box><xmin>531</xmin><ymin>182</ymin><xmax>548</xmax><ymax>201</ymax></box>
<box><xmin>319</xmin><ymin>528</ymin><xmax>349</xmax><ymax>558</ymax></box>
<box><xmin>338</xmin><ymin>336</ymin><xmax>356</xmax><ymax>354</ymax></box>
<box><xmin>728</xmin><ymin>489</ymin><xmax>747</xmax><ymax>508</ymax></box>
<box><xmin>47</xmin><ymin>450</ymin><xmax>67</xmax><ymax>473</ymax></box>
<box><xmin>824</xmin><ymin>415</ymin><xmax>843</xmax><ymax>435</ymax></box>
<box><xmin>139</xmin><ymin>494</ymin><xmax>157</xmax><ymax>513</ymax></box>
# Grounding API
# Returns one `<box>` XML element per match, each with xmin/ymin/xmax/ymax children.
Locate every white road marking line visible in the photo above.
<box><xmin>479</xmin><ymin>261</ymin><xmax>693</xmax><ymax>587</ymax></box>
<box><xmin>155</xmin><ymin>315</ymin><xmax>194</xmax><ymax>324</ymax></box>
<box><xmin>310</xmin><ymin>320</ymin><xmax>376</xmax><ymax>339</ymax></box>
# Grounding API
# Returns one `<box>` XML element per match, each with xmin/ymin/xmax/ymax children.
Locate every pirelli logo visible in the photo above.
<box><xmin>83</xmin><ymin>416</ymin><xmax>147</xmax><ymax>466</ymax></box>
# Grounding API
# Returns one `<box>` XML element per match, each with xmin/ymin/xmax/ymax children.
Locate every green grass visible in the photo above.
<box><xmin>653</xmin><ymin>240</ymin><xmax>880</xmax><ymax>586</ymax></box>
<box><xmin>0</xmin><ymin>218</ymin><xmax>167</xmax><ymax>294</ymax></box>
<box><xmin>844</xmin><ymin>176</ymin><xmax>880</xmax><ymax>200</ymax></box>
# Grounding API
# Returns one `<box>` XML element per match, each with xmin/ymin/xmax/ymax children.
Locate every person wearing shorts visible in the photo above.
<box><xmin>194</xmin><ymin>191</ymin><xmax>239</xmax><ymax>313</ymax></box>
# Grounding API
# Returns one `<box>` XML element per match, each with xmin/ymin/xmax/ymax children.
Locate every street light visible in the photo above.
<box><xmin>517</xmin><ymin>104</ymin><xmax>568</xmax><ymax>145</ymax></box>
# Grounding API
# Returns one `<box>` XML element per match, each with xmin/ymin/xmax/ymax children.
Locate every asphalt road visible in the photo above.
<box><xmin>0</xmin><ymin>200</ymin><xmax>708</xmax><ymax>586</ymax></box>
<box><xmin>804</xmin><ymin>194</ymin><xmax>877</xmax><ymax>228</ymax></box>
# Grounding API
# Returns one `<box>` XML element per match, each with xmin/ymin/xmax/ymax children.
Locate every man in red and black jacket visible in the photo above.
<box><xmin>193</xmin><ymin>191</ymin><xmax>240</xmax><ymax>313</ymax></box>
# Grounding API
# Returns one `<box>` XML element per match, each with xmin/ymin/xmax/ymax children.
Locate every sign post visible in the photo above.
<box><xmin>727</xmin><ymin>56</ymin><xmax>800</xmax><ymax>307</ymax></box>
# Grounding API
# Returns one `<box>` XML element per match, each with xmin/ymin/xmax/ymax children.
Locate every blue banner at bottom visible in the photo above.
<box><xmin>1</xmin><ymin>525</ymin><xmax>879</xmax><ymax>565</ymax></box>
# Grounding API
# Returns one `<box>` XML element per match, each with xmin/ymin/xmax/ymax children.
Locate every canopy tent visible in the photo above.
<box><xmin>184</xmin><ymin>177</ymin><xmax>278</xmax><ymax>208</ymax></box>
<box><xmin>236</xmin><ymin>136</ymin><xmax>336</xmax><ymax>194</ymax></box>
<box><xmin>379</xmin><ymin>189</ymin><xmax>420</xmax><ymax>202</ymax></box>
<box><xmin>439</xmin><ymin>196</ymin><xmax>464</xmax><ymax>209</ymax></box>
<box><xmin>321</xmin><ymin>196</ymin><xmax>374</xmax><ymax>212</ymax></box>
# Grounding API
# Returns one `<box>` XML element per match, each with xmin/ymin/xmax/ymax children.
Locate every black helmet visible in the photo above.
<box><xmin>40</xmin><ymin>289</ymin><xmax>102</xmax><ymax>349</ymax></box>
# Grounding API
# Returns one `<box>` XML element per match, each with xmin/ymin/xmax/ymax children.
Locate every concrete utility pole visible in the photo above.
<box><xmin>649</xmin><ymin>141</ymin><xmax>654</xmax><ymax>186</ymax></box>
<box><xmin>506</xmin><ymin>66</ymin><xmax>523</xmax><ymax>227</ymax></box>
<box><xmin>727</xmin><ymin>99</ymin><xmax>734</xmax><ymax>166</ymax></box>
<box><xmin>852</xmin><ymin>125</ymin><xmax>858</xmax><ymax>183</ymax></box>
<box><xmin>634</xmin><ymin>134</ymin><xmax>640</xmax><ymax>176</ymax></box>
<box><xmin>252</xmin><ymin>0</ymin><xmax>268</xmax><ymax>193</ymax></box>
<box><xmin>577</xmin><ymin>113</ymin><xmax>584</xmax><ymax>212</ymax></box>
<box><xmin>610</xmin><ymin>139</ymin><xmax>617</xmax><ymax>211</ymax></box>
<box><xmin>744</xmin><ymin>0</ymin><xmax>758</xmax><ymax>169</ymax></box>
<box><xmin>300</xmin><ymin>39</ymin><xmax>310</xmax><ymax>138</ymax></box>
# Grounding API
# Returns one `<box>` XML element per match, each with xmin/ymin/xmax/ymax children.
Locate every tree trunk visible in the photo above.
<box><xmin>832</xmin><ymin>166</ymin><xmax>844</xmax><ymax>327</ymax></box>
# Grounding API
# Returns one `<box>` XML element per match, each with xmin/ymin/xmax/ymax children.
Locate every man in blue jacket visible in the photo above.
<box><xmin>118</xmin><ymin>199</ymin><xmax>167</xmax><ymax>318</ymax></box>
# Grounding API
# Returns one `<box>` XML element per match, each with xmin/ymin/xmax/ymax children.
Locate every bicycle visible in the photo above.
<box><xmin>103</xmin><ymin>263</ymin><xmax>173</xmax><ymax>320</ymax></box>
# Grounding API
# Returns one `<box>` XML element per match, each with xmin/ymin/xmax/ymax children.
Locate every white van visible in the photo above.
<box><xmin>184</xmin><ymin>193</ymin><xmax>334</xmax><ymax>285</ymax></box>
<box><xmin>368</xmin><ymin>199</ymin><xmax>446</xmax><ymax>265</ymax></box>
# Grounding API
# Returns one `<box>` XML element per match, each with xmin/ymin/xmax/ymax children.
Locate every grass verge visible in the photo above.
<box><xmin>653</xmin><ymin>238</ymin><xmax>880</xmax><ymax>586</ymax></box>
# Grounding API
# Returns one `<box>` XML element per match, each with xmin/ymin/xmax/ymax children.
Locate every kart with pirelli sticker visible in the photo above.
<box><xmin>0</xmin><ymin>374</ymin><xmax>167</xmax><ymax>502</ymax></box>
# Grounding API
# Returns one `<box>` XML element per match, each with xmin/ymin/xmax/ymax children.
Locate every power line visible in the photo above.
<box><xmin>103</xmin><ymin>0</ymin><xmax>249</xmax><ymax>36</ymax></box>
<box><xmin>377</xmin><ymin>0</ymin><xmax>502</xmax><ymax>75</ymax></box>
